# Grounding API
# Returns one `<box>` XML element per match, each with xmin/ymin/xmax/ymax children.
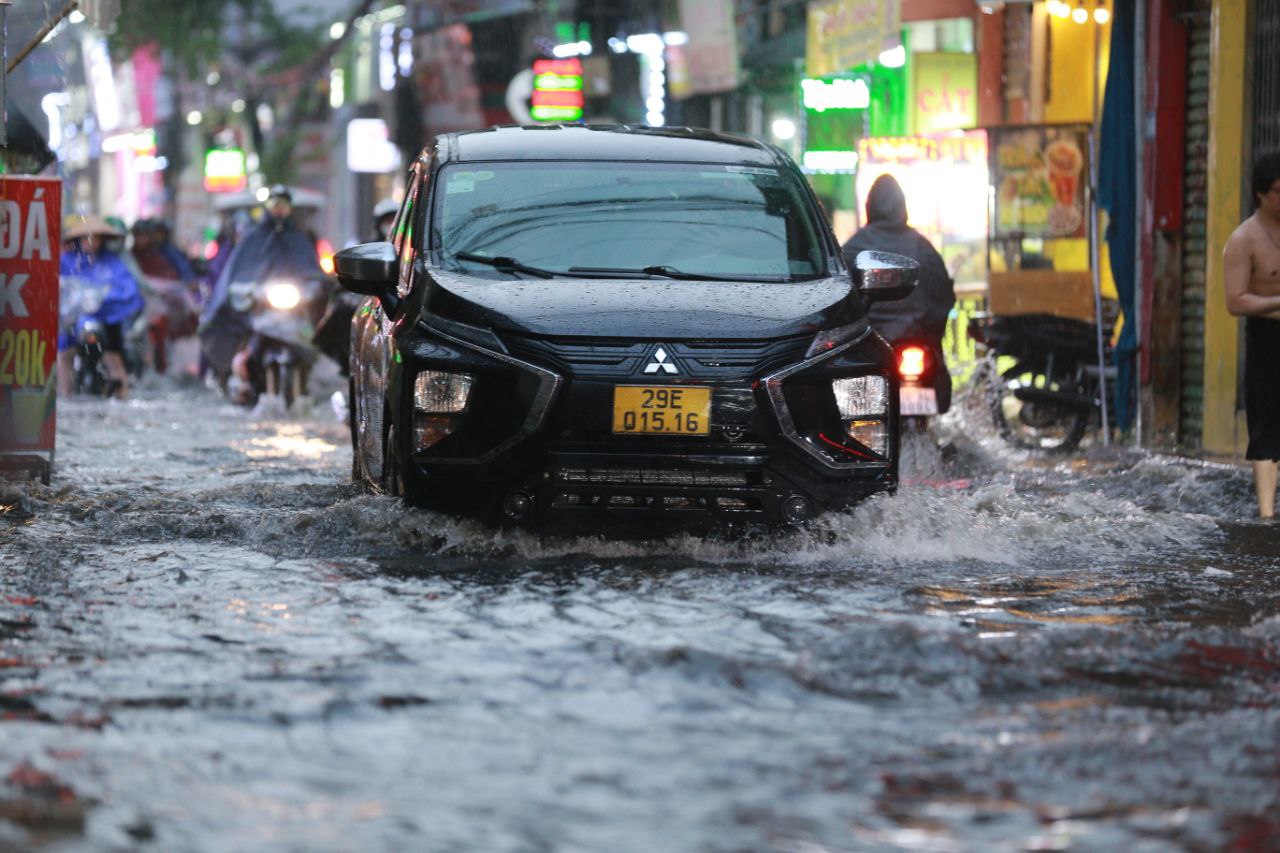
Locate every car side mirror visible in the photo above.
<box><xmin>855</xmin><ymin>250</ymin><xmax>919</xmax><ymax>302</ymax></box>
<box><xmin>335</xmin><ymin>241</ymin><xmax>396</xmax><ymax>295</ymax></box>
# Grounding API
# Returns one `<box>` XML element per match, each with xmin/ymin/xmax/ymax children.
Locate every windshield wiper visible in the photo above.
<box><xmin>453</xmin><ymin>251</ymin><xmax>560</xmax><ymax>279</ymax></box>
<box><xmin>567</xmin><ymin>264</ymin><xmax>720</xmax><ymax>281</ymax></box>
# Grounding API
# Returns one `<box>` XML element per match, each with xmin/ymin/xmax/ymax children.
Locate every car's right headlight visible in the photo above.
<box><xmin>413</xmin><ymin>370</ymin><xmax>475</xmax><ymax>449</ymax></box>
<box><xmin>832</xmin><ymin>376</ymin><xmax>889</xmax><ymax>456</ymax></box>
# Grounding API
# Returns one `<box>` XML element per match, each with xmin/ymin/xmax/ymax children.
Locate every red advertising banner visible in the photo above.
<box><xmin>0</xmin><ymin>177</ymin><xmax>61</xmax><ymax>484</ymax></box>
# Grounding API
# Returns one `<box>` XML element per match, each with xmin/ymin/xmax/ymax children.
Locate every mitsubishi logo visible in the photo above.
<box><xmin>644</xmin><ymin>346</ymin><xmax>679</xmax><ymax>375</ymax></box>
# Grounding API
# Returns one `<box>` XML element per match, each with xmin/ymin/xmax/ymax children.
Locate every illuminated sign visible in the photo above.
<box><xmin>203</xmin><ymin>149</ymin><xmax>248</xmax><ymax>193</ymax></box>
<box><xmin>531</xmin><ymin>58</ymin><xmax>584</xmax><ymax>121</ymax></box>
<box><xmin>913</xmin><ymin>53</ymin><xmax>978</xmax><ymax>133</ymax></box>
<box><xmin>346</xmin><ymin>118</ymin><xmax>402</xmax><ymax>174</ymax></box>
<box><xmin>801</xmin><ymin>77</ymin><xmax>870</xmax><ymax>112</ymax></box>
<box><xmin>802</xmin><ymin>150</ymin><xmax>859</xmax><ymax>173</ymax></box>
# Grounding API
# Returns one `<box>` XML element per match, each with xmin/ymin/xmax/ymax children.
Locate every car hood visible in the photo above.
<box><xmin>422</xmin><ymin>270</ymin><xmax>861</xmax><ymax>339</ymax></box>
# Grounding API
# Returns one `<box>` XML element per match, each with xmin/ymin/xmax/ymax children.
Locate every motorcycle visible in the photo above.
<box><xmin>226</xmin><ymin>276</ymin><xmax>325</xmax><ymax>408</ymax></box>
<box><xmin>967</xmin><ymin>312</ymin><xmax>1115</xmax><ymax>452</ymax></box>
<box><xmin>893</xmin><ymin>339</ymin><xmax>945</xmax><ymax>433</ymax></box>
<box><xmin>59</xmin><ymin>276</ymin><xmax>113</xmax><ymax>396</ymax></box>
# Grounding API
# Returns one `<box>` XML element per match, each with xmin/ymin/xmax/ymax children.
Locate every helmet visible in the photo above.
<box><xmin>266</xmin><ymin>184</ymin><xmax>293</xmax><ymax>204</ymax></box>
<box><xmin>372</xmin><ymin>198</ymin><xmax>399</xmax><ymax>221</ymax></box>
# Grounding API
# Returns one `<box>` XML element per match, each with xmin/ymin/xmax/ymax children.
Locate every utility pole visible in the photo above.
<box><xmin>1</xmin><ymin>0</ymin><xmax>10</xmax><ymax>147</ymax></box>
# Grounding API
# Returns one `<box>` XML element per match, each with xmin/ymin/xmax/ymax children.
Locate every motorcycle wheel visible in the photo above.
<box><xmin>986</xmin><ymin>369</ymin><xmax>1089</xmax><ymax>452</ymax></box>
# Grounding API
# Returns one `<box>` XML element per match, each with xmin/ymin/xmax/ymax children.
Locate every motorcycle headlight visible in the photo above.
<box><xmin>832</xmin><ymin>376</ymin><xmax>889</xmax><ymax>457</ymax></box>
<box><xmin>264</xmin><ymin>281</ymin><xmax>302</xmax><ymax>310</ymax></box>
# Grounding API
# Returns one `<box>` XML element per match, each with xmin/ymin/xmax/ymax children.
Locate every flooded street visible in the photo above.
<box><xmin>2</xmin><ymin>379</ymin><xmax>1277</xmax><ymax>851</ymax></box>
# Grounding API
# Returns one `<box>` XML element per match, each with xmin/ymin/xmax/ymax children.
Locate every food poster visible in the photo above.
<box><xmin>991</xmin><ymin>125</ymin><xmax>1090</xmax><ymax>239</ymax></box>
<box><xmin>854</xmin><ymin>131</ymin><xmax>989</xmax><ymax>289</ymax></box>
<box><xmin>0</xmin><ymin>177</ymin><xmax>61</xmax><ymax>465</ymax></box>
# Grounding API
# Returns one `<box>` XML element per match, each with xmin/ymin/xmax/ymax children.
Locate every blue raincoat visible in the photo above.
<box><xmin>58</xmin><ymin>248</ymin><xmax>145</xmax><ymax>351</ymax></box>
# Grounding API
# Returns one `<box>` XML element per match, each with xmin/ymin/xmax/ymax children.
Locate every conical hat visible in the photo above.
<box><xmin>63</xmin><ymin>213</ymin><xmax>124</xmax><ymax>241</ymax></box>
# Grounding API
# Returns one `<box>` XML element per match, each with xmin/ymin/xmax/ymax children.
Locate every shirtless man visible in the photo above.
<box><xmin>1223</xmin><ymin>151</ymin><xmax>1280</xmax><ymax>518</ymax></box>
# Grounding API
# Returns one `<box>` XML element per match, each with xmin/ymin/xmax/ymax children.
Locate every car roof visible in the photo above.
<box><xmin>435</xmin><ymin>125</ymin><xmax>788</xmax><ymax>168</ymax></box>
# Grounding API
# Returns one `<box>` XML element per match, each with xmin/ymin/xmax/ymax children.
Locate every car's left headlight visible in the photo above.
<box><xmin>832</xmin><ymin>376</ymin><xmax>889</xmax><ymax>456</ymax></box>
<box><xmin>264</xmin><ymin>281</ymin><xmax>302</xmax><ymax>310</ymax></box>
<box><xmin>413</xmin><ymin>370</ymin><xmax>474</xmax><ymax>449</ymax></box>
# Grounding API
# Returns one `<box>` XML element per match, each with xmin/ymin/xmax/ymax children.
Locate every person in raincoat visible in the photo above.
<box><xmin>840</xmin><ymin>174</ymin><xmax>957</xmax><ymax>413</ymax></box>
<box><xmin>199</xmin><ymin>185</ymin><xmax>324</xmax><ymax>392</ymax></box>
<box><xmin>58</xmin><ymin>214</ymin><xmax>146</xmax><ymax>400</ymax></box>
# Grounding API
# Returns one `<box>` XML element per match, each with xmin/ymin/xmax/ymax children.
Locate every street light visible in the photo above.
<box><xmin>771</xmin><ymin>118</ymin><xmax>797</xmax><ymax>141</ymax></box>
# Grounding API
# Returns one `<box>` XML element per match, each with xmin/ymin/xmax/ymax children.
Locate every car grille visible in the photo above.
<box><xmin>552</xmin><ymin>467</ymin><xmax>751</xmax><ymax>487</ymax></box>
<box><xmin>502</xmin><ymin>334</ymin><xmax>811</xmax><ymax>379</ymax></box>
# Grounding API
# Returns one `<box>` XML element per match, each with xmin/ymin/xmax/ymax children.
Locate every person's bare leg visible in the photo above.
<box><xmin>103</xmin><ymin>352</ymin><xmax>128</xmax><ymax>400</ymax></box>
<box><xmin>57</xmin><ymin>350</ymin><xmax>75</xmax><ymax>397</ymax></box>
<box><xmin>1254</xmin><ymin>460</ymin><xmax>1278</xmax><ymax>519</ymax></box>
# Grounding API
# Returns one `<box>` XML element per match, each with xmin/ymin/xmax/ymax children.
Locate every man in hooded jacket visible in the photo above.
<box><xmin>840</xmin><ymin>174</ymin><xmax>956</xmax><ymax>413</ymax></box>
<box><xmin>199</xmin><ymin>186</ymin><xmax>323</xmax><ymax>390</ymax></box>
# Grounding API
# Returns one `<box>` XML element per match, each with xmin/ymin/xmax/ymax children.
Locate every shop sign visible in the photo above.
<box><xmin>0</xmin><ymin>177</ymin><xmax>61</xmax><ymax>478</ymax></box>
<box><xmin>531</xmin><ymin>58</ymin><xmax>584</xmax><ymax>121</ymax></box>
<box><xmin>807</xmin><ymin>0</ymin><xmax>900</xmax><ymax>78</ymax></box>
<box><xmin>677</xmin><ymin>0</ymin><xmax>739</xmax><ymax>96</ymax></box>
<box><xmin>346</xmin><ymin>119</ymin><xmax>401</xmax><ymax>173</ymax></box>
<box><xmin>802</xmin><ymin>150</ymin><xmax>859</xmax><ymax>173</ymax></box>
<box><xmin>990</xmin><ymin>125</ymin><xmax>1090</xmax><ymax>239</ymax></box>
<box><xmin>913</xmin><ymin>53</ymin><xmax>977</xmax><ymax>133</ymax></box>
<box><xmin>203</xmin><ymin>148</ymin><xmax>248</xmax><ymax>193</ymax></box>
<box><xmin>801</xmin><ymin>76</ymin><xmax>871</xmax><ymax>112</ymax></box>
<box><xmin>856</xmin><ymin>131</ymin><xmax>988</xmax><ymax>284</ymax></box>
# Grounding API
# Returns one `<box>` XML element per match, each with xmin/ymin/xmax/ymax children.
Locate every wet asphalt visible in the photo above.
<box><xmin>1</xmin><ymin>375</ymin><xmax>1277</xmax><ymax>852</ymax></box>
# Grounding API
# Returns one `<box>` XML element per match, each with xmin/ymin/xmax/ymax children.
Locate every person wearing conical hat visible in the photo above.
<box><xmin>59</xmin><ymin>214</ymin><xmax>145</xmax><ymax>399</ymax></box>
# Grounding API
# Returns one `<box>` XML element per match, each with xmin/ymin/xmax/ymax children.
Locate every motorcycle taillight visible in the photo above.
<box><xmin>897</xmin><ymin>346</ymin><xmax>928</xmax><ymax>381</ymax></box>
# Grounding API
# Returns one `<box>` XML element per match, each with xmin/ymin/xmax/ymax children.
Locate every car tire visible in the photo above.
<box><xmin>349</xmin><ymin>375</ymin><xmax>364</xmax><ymax>485</ymax></box>
<box><xmin>382</xmin><ymin>420</ymin><xmax>404</xmax><ymax>498</ymax></box>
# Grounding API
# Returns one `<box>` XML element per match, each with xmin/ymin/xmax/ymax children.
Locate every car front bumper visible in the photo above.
<box><xmin>390</xmin><ymin>323</ymin><xmax>898</xmax><ymax>527</ymax></box>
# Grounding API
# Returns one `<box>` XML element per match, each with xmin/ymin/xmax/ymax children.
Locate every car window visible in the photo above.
<box><xmin>431</xmin><ymin>161</ymin><xmax>828</xmax><ymax>282</ymax></box>
<box><xmin>395</xmin><ymin>171</ymin><xmax>423</xmax><ymax>296</ymax></box>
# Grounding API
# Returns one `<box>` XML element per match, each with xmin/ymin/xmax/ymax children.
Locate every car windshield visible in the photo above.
<box><xmin>432</xmin><ymin>161</ymin><xmax>828</xmax><ymax>282</ymax></box>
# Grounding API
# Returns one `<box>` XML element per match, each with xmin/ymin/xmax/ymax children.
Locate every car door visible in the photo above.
<box><xmin>353</xmin><ymin>166</ymin><xmax>424</xmax><ymax>481</ymax></box>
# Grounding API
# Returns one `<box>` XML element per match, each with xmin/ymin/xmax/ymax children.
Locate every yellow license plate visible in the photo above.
<box><xmin>612</xmin><ymin>386</ymin><xmax>711</xmax><ymax>435</ymax></box>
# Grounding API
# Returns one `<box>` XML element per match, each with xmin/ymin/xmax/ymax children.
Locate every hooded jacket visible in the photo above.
<box><xmin>840</xmin><ymin>176</ymin><xmax>955</xmax><ymax>344</ymax></box>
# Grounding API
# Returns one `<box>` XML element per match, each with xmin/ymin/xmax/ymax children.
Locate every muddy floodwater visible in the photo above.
<box><xmin>1</xmin><ymin>378</ymin><xmax>1277</xmax><ymax>851</ymax></box>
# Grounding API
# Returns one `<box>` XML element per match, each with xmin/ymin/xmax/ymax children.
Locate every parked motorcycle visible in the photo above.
<box><xmin>968</xmin><ymin>312</ymin><xmax>1115</xmax><ymax>452</ymax></box>
<box><xmin>226</xmin><ymin>276</ymin><xmax>325</xmax><ymax>408</ymax></box>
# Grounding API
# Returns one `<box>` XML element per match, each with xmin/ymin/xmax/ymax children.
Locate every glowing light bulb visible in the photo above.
<box><xmin>1094</xmin><ymin>5</ymin><xmax>1110</xmax><ymax>23</ymax></box>
<box><xmin>1072</xmin><ymin>6</ymin><xmax>1089</xmax><ymax>22</ymax></box>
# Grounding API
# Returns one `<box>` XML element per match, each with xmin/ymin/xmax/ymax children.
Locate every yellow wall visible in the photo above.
<box><xmin>1202</xmin><ymin>0</ymin><xmax>1249</xmax><ymax>453</ymax></box>
<box><xmin>1043</xmin><ymin>13</ymin><xmax>1117</xmax><ymax>328</ymax></box>
<box><xmin>1044</xmin><ymin>15</ymin><xmax>1111</xmax><ymax>124</ymax></box>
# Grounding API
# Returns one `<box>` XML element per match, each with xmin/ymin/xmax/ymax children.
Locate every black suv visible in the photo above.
<box><xmin>335</xmin><ymin>125</ymin><xmax>917</xmax><ymax>527</ymax></box>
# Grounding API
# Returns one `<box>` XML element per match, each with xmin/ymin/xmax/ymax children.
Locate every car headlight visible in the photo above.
<box><xmin>414</xmin><ymin>371</ymin><xmax>474</xmax><ymax>413</ymax></box>
<box><xmin>264</xmin><ymin>281</ymin><xmax>302</xmax><ymax>310</ymax></box>
<box><xmin>413</xmin><ymin>371</ymin><xmax>475</xmax><ymax>450</ymax></box>
<box><xmin>832</xmin><ymin>376</ymin><xmax>889</xmax><ymax>457</ymax></box>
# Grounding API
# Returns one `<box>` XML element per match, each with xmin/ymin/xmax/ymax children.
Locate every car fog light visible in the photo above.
<box><xmin>414</xmin><ymin>414</ymin><xmax>459</xmax><ymax>450</ymax></box>
<box><xmin>832</xmin><ymin>375</ymin><xmax>888</xmax><ymax>417</ymax></box>
<box><xmin>846</xmin><ymin>418</ymin><xmax>888</xmax><ymax>457</ymax></box>
<box><xmin>414</xmin><ymin>371</ymin><xmax>474</xmax><ymax>414</ymax></box>
<box><xmin>264</xmin><ymin>281</ymin><xmax>302</xmax><ymax>310</ymax></box>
